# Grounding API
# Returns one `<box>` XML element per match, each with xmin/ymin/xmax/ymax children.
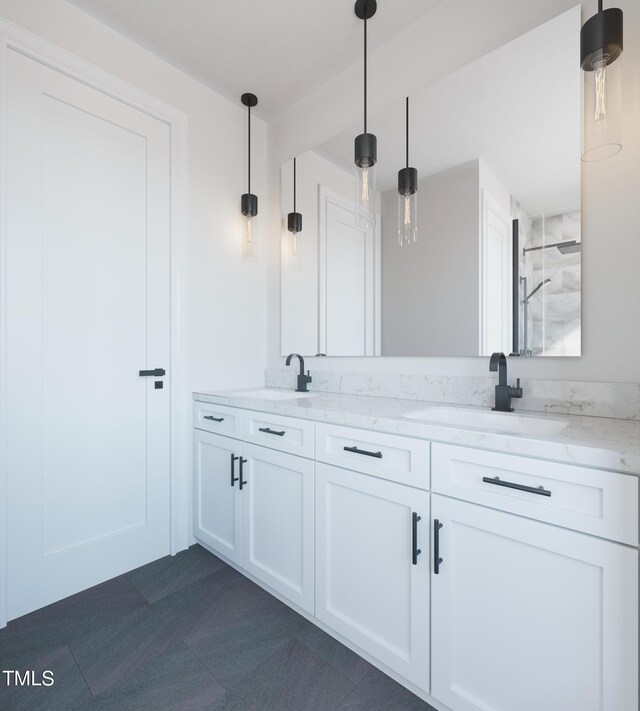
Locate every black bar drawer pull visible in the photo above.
<box><xmin>239</xmin><ymin>458</ymin><xmax>248</xmax><ymax>490</ymax></box>
<box><xmin>344</xmin><ymin>446</ymin><xmax>383</xmax><ymax>459</ymax></box>
<box><xmin>139</xmin><ymin>368</ymin><xmax>166</xmax><ymax>377</ymax></box>
<box><xmin>482</xmin><ymin>476</ymin><xmax>551</xmax><ymax>497</ymax></box>
<box><xmin>204</xmin><ymin>415</ymin><xmax>224</xmax><ymax>422</ymax></box>
<box><xmin>434</xmin><ymin>519</ymin><xmax>443</xmax><ymax>574</ymax></box>
<box><xmin>230</xmin><ymin>454</ymin><xmax>239</xmax><ymax>487</ymax></box>
<box><xmin>412</xmin><ymin>512</ymin><xmax>422</xmax><ymax>565</ymax></box>
<box><xmin>258</xmin><ymin>427</ymin><xmax>285</xmax><ymax>437</ymax></box>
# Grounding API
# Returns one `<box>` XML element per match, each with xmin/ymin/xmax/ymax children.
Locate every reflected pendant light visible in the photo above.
<box><xmin>398</xmin><ymin>97</ymin><xmax>418</xmax><ymax>246</ymax></box>
<box><xmin>354</xmin><ymin>0</ymin><xmax>377</xmax><ymax>226</ymax></box>
<box><xmin>580</xmin><ymin>1</ymin><xmax>623</xmax><ymax>161</ymax></box>
<box><xmin>287</xmin><ymin>157</ymin><xmax>302</xmax><ymax>257</ymax></box>
<box><xmin>241</xmin><ymin>92</ymin><xmax>258</xmax><ymax>256</ymax></box>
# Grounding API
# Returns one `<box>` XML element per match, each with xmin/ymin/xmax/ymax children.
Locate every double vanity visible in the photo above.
<box><xmin>192</xmin><ymin>385</ymin><xmax>639</xmax><ymax>711</ymax></box>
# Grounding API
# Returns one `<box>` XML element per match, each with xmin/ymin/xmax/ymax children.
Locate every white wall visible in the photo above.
<box><xmin>0</xmin><ymin>0</ymin><xmax>269</xmax><ymax>394</ymax></box>
<box><xmin>381</xmin><ymin>161</ymin><xmax>480</xmax><ymax>356</ymax></box>
<box><xmin>268</xmin><ymin>0</ymin><xmax>640</xmax><ymax>383</ymax></box>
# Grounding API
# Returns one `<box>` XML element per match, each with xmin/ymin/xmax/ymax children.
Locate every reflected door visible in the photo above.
<box><xmin>318</xmin><ymin>187</ymin><xmax>380</xmax><ymax>356</ymax></box>
<box><xmin>6</xmin><ymin>50</ymin><xmax>172</xmax><ymax>619</ymax></box>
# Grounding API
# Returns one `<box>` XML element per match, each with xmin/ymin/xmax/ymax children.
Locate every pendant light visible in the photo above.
<box><xmin>287</xmin><ymin>157</ymin><xmax>302</xmax><ymax>257</ymax></box>
<box><xmin>580</xmin><ymin>1</ymin><xmax>623</xmax><ymax>161</ymax></box>
<box><xmin>241</xmin><ymin>92</ymin><xmax>258</xmax><ymax>256</ymax></box>
<box><xmin>354</xmin><ymin>0</ymin><xmax>377</xmax><ymax>226</ymax></box>
<box><xmin>398</xmin><ymin>97</ymin><xmax>418</xmax><ymax>246</ymax></box>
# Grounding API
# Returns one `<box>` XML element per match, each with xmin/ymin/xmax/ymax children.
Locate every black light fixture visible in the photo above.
<box><xmin>354</xmin><ymin>0</ymin><xmax>377</xmax><ymax>226</ymax></box>
<box><xmin>398</xmin><ymin>97</ymin><xmax>418</xmax><ymax>247</ymax></box>
<box><xmin>287</xmin><ymin>157</ymin><xmax>302</xmax><ymax>257</ymax></box>
<box><xmin>580</xmin><ymin>1</ymin><xmax>623</xmax><ymax>161</ymax></box>
<box><xmin>241</xmin><ymin>92</ymin><xmax>258</xmax><ymax>256</ymax></box>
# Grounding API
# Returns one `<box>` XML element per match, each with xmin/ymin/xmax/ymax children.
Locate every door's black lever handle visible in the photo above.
<box><xmin>139</xmin><ymin>368</ymin><xmax>166</xmax><ymax>377</ymax></box>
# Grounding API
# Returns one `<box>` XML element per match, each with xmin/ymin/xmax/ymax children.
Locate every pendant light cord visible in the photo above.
<box><xmin>293</xmin><ymin>158</ymin><xmax>297</xmax><ymax>212</ymax></box>
<box><xmin>598</xmin><ymin>0</ymin><xmax>603</xmax><ymax>12</ymax></box>
<box><xmin>247</xmin><ymin>103</ymin><xmax>251</xmax><ymax>195</ymax></box>
<box><xmin>405</xmin><ymin>97</ymin><xmax>409</xmax><ymax>168</ymax></box>
<box><xmin>363</xmin><ymin>17</ymin><xmax>368</xmax><ymax>133</ymax></box>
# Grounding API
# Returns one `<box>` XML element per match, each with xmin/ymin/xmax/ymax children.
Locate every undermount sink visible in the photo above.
<box><xmin>232</xmin><ymin>388</ymin><xmax>318</xmax><ymax>401</ymax></box>
<box><xmin>403</xmin><ymin>406</ymin><xmax>568</xmax><ymax>436</ymax></box>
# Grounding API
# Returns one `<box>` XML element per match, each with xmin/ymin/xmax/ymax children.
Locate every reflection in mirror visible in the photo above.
<box><xmin>281</xmin><ymin>7</ymin><xmax>582</xmax><ymax>358</ymax></box>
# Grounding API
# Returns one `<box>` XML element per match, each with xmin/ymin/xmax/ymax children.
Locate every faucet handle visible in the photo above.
<box><xmin>306</xmin><ymin>370</ymin><xmax>312</xmax><ymax>382</ymax></box>
<box><xmin>511</xmin><ymin>378</ymin><xmax>523</xmax><ymax>398</ymax></box>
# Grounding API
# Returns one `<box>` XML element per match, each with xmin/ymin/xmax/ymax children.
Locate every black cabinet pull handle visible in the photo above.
<box><xmin>344</xmin><ymin>446</ymin><xmax>383</xmax><ymax>459</ymax></box>
<box><xmin>412</xmin><ymin>512</ymin><xmax>422</xmax><ymax>565</ymax></box>
<box><xmin>434</xmin><ymin>519</ymin><xmax>443</xmax><ymax>574</ymax></box>
<box><xmin>482</xmin><ymin>476</ymin><xmax>551</xmax><ymax>497</ymax></box>
<box><xmin>238</xmin><ymin>458</ymin><xmax>248</xmax><ymax>490</ymax></box>
<box><xmin>230</xmin><ymin>454</ymin><xmax>239</xmax><ymax>487</ymax></box>
<box><xmin>139</xmin><ymin>368</ymin><xmax>165</xmax><ymax>377</ymax></box>
<box><xmin>204</xmin><ymin>415</ymin><xmax>224</xmax><ymax>422</ymax></box>
<box><xmin>259</xmin><ymin>427</ymin><xmax>285</xmax><ymax>437</ymax></box>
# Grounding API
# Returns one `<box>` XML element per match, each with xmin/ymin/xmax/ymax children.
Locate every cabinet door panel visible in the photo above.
<box><xmin>431</xmin><ymin>495</ymin><xmax>638</xmax><ymax>711</ymax></box>
<box><xmin>316</xmin><ymin>463</ymin><xmax>429</xmax><ymax>689</ymax></box>
<box><xmin>242</xmin><ymin>444</ymin><xmax>315</xmax><ymax>613</ymax></box>
<box><xmin>193</xmin><ymin>430</ymin><xmax>242</xmax><ymax>565</ymax></box>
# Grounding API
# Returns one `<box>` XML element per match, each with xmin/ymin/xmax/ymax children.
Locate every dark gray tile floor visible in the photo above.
<box><xmin>0</xmin><ymin>545</ymin><xmax>435</xmax><ymax>711</ymax></box>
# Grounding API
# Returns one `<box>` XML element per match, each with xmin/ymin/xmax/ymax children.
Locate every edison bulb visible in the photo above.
<box><xmin>398</xmin><ymin>191</ymin><xmax>417</xmax><ymax>246</ymax></box>
<box><xmin>355</xmin><ymin>162</ymin><xmax>376</xmax><ymax>226</ymax></box>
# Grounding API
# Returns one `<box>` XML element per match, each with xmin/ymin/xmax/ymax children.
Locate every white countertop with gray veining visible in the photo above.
<box><xmin>193</xmin><ymin>388</ymin><xmax>640</xmax><ymax>475</ymax></box>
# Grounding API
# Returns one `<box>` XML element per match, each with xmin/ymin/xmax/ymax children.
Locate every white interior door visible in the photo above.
<box><xmin>318</xmin><ymin>187</ymin><xmax>380</xmax><ymax>356</ymax></box>
<box><xmin>6</xmin><ymin>49</ymin><xmax>172</xmax><ymax>620</ymax></box>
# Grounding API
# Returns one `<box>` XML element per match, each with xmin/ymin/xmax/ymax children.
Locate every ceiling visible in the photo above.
<box><xmin>317</xmin><ymin>7</ymin><xmax>581</xmax><ymax>217</ymax></box>
<box><xmin>66</xmin><ymin>0</ymin><xmax>443</xmax><ymax>119</ymax></box>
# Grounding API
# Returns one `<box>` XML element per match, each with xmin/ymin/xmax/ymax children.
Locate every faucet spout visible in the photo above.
<box><xmin>489</xmin><ymin>352</ymin><xmax>507</xmax><ymax>386</ymax></box>
<box><xmin>285</xmin><ymin>352</ymin><xmax>304</xmax><ymax>376</ymax></box>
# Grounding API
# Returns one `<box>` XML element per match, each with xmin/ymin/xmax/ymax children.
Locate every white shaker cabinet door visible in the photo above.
<box><xmin>241</xmin><ymin>444</ymin><xmax>315</xmax><ymax>613</ymax></box>
<box><xmin>431</xmin><ymin>494</ymin><xmax>638</xmax><ymax>711</ymax></box>
<box><xmin>315</xmin><ymin>463</ymin><xmax>430</xmax><ymax>690</ymax></box>
<box><xmin>193</xmin><ymin>430</ymin><xmax>243</xmax><ymax>565</ymax></box>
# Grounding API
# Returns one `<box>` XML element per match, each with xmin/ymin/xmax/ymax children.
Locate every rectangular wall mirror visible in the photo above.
<box><xmin>281</xmin><ymin>7</ymin><xmax>582</xmax><ymax>358</ymax></box>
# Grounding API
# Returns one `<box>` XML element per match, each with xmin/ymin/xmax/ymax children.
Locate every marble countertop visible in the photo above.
<box><xmin>193</xmin><ymin>388</ymin><xmax>640</xmax><ymax>475</ymax></box>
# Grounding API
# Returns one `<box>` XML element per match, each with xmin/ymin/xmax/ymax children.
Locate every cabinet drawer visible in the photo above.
<box><xmin>432</xmin><ymin>443</ymin><xmax>638</xmax><ymax>545</ymax></box>
<box><xmin>316</xmin><ymin>423</ymin><xmax>430</xmax><ymax>488</ymax></box>
<box><xmin>193</xmin><ymin>401</ymin><xmax>242</xmax><ymax>439</ymax></box>
<box><xmin>243</xmin><ymin>411</ymin><xmax>315</xmax><ymax>458</ymax></box>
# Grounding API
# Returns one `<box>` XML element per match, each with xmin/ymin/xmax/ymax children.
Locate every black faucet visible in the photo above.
<box><xmin>489</xmin><ymin>352</ymin><xmax>523</xmax><ymax>412</ymax></box>
<box><xmin>285</xmin><ymin>353</ymin><xmax>312</xmax><ymax>393</ymax></box>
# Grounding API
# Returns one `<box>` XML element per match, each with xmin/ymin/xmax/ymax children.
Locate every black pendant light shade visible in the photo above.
<box><xmin>580</xmin><ymin>3</ymin><xmax>623</xmax><ymax>70</ymax></box>
<box><xmin>398</xmin><ymin>97</ymin><xmax>417</xmax><ymax>246</ymax></box>
<box><xmin>353</xmin><ymin>0</ymin><xmax>378</xmax><ymax>225</ymax></box>
<box><xmin>241</xmin><ymin>193</ymin><xmax>257</xmax><ymax>218</ymax></box>
<box><xmin>580</xmin><ymin>1</ymin><xmax>624</xmax><ymax>161</ymax></box>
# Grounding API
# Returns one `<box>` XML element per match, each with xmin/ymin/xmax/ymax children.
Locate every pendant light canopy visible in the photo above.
<box><xmin>241</xmin><ymin>92</ymin><xmax>258</xmax><ymax>255</ymax></box>
<box><xmin>287</xmin><ymin>157</ymin><xmax>302</xmax><ymax>257</ymax></box>
<box><xmin>580</xmin><ymin>1</ymin><xmax>623</xmax><ymax>161</ymax></box>
<box><xmin>354</xmin><ymin>0</ymin><xmax>377</xmax><ymax>226</ymax></box>
<box><xmin>398</xmin><ymin>97</ymin><xmax>418</xmax><ymax>247</ymax></box>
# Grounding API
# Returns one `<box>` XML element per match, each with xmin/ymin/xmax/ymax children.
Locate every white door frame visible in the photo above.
<box><xmin>0</xmin><ymin>18</ymin><xmax>190</xmax><ymax>628</ymax></box>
